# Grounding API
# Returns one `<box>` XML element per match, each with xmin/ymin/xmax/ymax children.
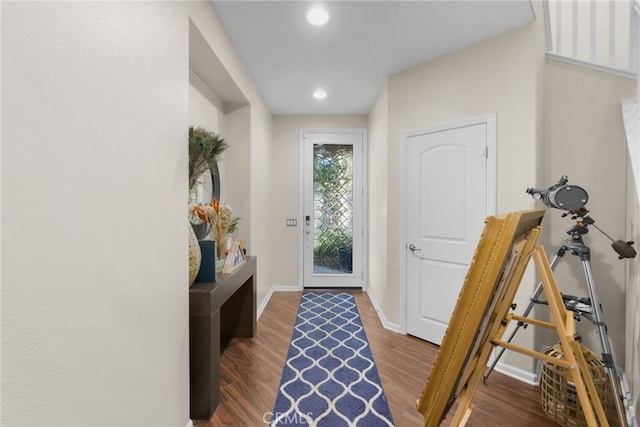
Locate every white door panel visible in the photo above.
<box><xmin>418</xmin><ymin>259</ymin><xmax>467</xmax><ymax>339</ymax></box>
<box><xmin>406</xmin><ymin>121</ymin><xmax>490</xmax><ymax>344</ymax></box>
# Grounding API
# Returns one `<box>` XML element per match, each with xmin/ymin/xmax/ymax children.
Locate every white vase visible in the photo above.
<box><xmin>188</xmin><ymin>223</ymin><xmax>202</xmax><ymax>287</ymax></box>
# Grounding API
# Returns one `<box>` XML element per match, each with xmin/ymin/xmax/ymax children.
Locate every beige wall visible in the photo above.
<box><xmin>270</xmin><ymin>115</ymin><xmax>368</xmax><ymax>287</ymax></box>
<box><xmin>189</xmin><ymin>83</ymin><xmax>222</xmax><ymax>134</ymax></box>
<box><xmin>380</xmin><ymin>2</ymin><xmax>547</xmax><ymax>375</ymax></box>
<box><xmin>374</xmin><ymin>1</ymin><xmax>635</xmax><ymax>381</ymax></box>
<box><xmin>2</xmin><ymin>2</ymin><xmax>191</xmax><ymax>425</ymax></box>
<box><xmin>251</xmin><ymin>105</ymin><xmax>276</xmax><ymax>306</ymax></box>
<box><xmin>371</xmin><ymin>0</ymin><xmax>636</xmax><ymax>383</ymax></box>
<box><xmin>188</xmin><ymin>83</ymin><xmax>227</xmax><ymax>205</ymax></box>
<box><xmin>2</xmin><ymin>2</ymin><xmax>274</xmax><ymax>425</ymax></box>
<box><xmin>543</xmin><ymin>60</ymin><xmax>635</xmax><ymax>369</ymax></box>
<box><xmin>188</xmin><ymin>2</ymin><xmax>274</xmax><ymax>310</ymax></box>
<box><xmin>223</xmin><ymin>106</ymin><xmax>251</xmax><ymax>242</ymax></box>
<box><xmin>367</xmin><ymin>83</ymin><xmax>391</xmax><ymax>325</ymax></box>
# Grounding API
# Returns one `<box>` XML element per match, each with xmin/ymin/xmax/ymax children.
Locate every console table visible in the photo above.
<box><xmin>189</xmin><ymin>256</ymin><xmax>257</xmax><ymax>420</ymax></box>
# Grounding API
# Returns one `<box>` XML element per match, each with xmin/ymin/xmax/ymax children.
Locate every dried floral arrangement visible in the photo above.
<box><xmin>190</xmin><ymin>198</ymin><xmax>241</xmax><ymax>258</ymax></box>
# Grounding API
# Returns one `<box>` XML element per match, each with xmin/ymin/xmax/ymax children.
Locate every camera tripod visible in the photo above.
<box><xmin>483</xmin><ymin>215</ymin><xmax>637</xmax><ymax>427</ymax></box>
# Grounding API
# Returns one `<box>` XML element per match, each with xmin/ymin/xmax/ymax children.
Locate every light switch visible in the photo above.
<box><xmin>286</xmin><ymin>219</ymin><xmax>297</xmax><ymax>227</ymax></box>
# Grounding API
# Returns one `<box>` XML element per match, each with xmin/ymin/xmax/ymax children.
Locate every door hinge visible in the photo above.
<box><xmin>485</xmin><ymin>146</ymin><xmax>489</xmax><ymax>159</ymax></box>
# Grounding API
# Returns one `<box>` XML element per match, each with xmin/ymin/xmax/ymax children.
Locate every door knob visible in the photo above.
<box><xmin>408</xmin><ymin>244</ymin><xmax>421</xmax><ymax>252</ymax></box>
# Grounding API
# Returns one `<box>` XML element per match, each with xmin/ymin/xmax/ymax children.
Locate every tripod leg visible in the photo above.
<box><xmin>581</xmin><ymin>259</ymin><xmax>635</xmax><ymax>427</ymax></box>
<box><xmin>483</xmin><ymin>253</ymin><xmax>563</xmax><ymax>381</ymax></box>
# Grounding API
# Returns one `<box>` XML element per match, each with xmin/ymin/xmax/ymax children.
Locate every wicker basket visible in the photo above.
<box><xmin>540</xmin><ymin>343</ymin><xmax>607</xmax><ymax>427</ymax></box>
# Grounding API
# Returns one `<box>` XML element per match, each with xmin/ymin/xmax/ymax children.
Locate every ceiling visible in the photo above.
<box><xmin>211</xmin><ymin>1</ymin><xmax>535</xmax><ymax>115</ymax></box>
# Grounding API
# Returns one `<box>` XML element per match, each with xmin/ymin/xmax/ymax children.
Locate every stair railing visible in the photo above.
<box><xmin>544</xmin><ymin>0</ymin><xmax>637</xmax><ymax>81</ymax></box>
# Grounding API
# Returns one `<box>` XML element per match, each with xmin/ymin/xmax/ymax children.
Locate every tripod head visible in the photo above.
<box><xmin>563</xmin><ymin>207</ymin><xmax>637</xmax><ymax>259</ymax></box>
<box><xmin>527</xmin><ymin>177</ymin><xmax>637</xmax><ymax>260</ymax></box>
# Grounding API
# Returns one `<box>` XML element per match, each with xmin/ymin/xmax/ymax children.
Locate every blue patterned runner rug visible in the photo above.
<box><xmin>270</xmin><ymin>292</ymin><xmax>394</xmax><ymax>427</ymax></box>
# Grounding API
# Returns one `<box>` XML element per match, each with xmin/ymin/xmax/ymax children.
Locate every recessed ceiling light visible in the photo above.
<box><xmin>313</xmin><ymin>89</ymin><xmax>327</xmax><ymax>100</ymax></box>
<box><xmin>307</xmin><ymin>7</ymin><xmax>329</xmax><ymax>26</ymax></box>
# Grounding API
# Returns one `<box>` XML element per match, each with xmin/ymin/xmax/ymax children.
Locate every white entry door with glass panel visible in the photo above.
<box><xmin>301</xmin><ymin>129</ymin><xmax>366</xmax><ymax>288</ymax></box>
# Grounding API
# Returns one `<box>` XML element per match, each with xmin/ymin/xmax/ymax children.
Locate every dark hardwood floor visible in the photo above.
<box><xmin>194</xmin><ymin>290</ymin><xmax>617</xmax><ymax>426</ymax></box>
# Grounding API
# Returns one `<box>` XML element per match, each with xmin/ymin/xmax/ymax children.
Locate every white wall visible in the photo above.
<box><xmin>2</xmin><ymin>2</ymin><xmax>191</xmax><ymax>425</ymax></box>
<box><xmin>543</xmin><ymin>59</ymin><xmax>635</xmax><ymax>368</ymax></box>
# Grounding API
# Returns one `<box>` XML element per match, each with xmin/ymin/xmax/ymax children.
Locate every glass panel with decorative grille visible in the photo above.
<box><xmin>312</xmin><ymin>144</ymin><xmax>354</xmax><ymax>274</ymax></box>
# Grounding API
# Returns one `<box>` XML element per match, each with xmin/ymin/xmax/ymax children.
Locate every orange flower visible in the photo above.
<box><xmin>193</xmin><ymin>206</ymin><xmax>208</xmax><ymax>222</ymax></box>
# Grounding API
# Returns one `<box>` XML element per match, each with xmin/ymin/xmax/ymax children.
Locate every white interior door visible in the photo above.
<box><xmin>405</xmin><ymin>119</ymin><xmax>493</xmax><ymax>344</ymax></box>
<box><xmin>301</xmin><ymin>129</ymin><xmax>366</xmax><ymax>288</ymax></box>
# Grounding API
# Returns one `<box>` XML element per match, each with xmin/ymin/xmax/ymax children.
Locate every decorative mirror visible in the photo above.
<box><xmin>191</xmin><ymin>161</ymin><xmax>221</xmax><ymax>239</ymax></box>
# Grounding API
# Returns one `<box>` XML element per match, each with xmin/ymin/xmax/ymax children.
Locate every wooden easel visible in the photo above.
<box><xmin>416</xmin><ymin>210</ymin><xmax>609</xmax><ymax>427</ymax></box>
<box><xmin>449</xmin><ymin>244</ymin><xmax>609</xmax><ymax>427</ymax></box>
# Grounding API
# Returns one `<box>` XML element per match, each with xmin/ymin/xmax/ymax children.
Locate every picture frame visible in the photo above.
<box><xmin>222</xmin><ymin>240</ymin><xmax>246</xmax><ymax>274</ymax></box>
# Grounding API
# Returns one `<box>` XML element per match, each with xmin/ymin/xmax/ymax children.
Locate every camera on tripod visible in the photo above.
<box><xmin>526</xmin><ymin>175</ymin><xmax>588</xmax><ymax>211</ymax></box>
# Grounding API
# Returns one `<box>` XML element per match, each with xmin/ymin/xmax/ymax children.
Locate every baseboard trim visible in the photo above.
<box><xmin>186</xmin><ymin>420</ymin><xmax>194</xmax><ymax>427</ymax></box>
<box><xmin>491</xmin><ymin>362</ymin><xmax>539</xmax><ymax>386</ymax></box>
<box><xmin>485</xmin><ymin>349</ymin><xmax>541</xmax><ymax>386</ymax></box>
<box><xmin>258</xmin><ymin>285</ymin><xmax>300</xmax><ymax>319</ymax></box>
<box><xmin>366</xmin><ymin>289</ymin><xmax>400</xmax><ymax>333</ymax></box>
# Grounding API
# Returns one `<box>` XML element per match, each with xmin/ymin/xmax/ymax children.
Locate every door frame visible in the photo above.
<box><xmin>298</xmin><ymin>128</ymin><xmax>368</xmax><ymax>290</ymax></box>
<box><xmin>399</xmin><ymin>114</ymin><xmax>497</xmax><ymax>334</ymax></box>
